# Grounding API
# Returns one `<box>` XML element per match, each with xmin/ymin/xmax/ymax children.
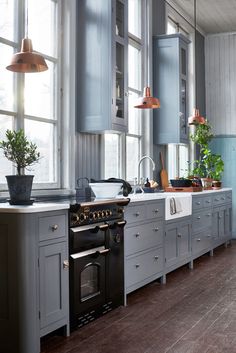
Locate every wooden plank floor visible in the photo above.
<box><xmin>41</xmin><ymin>241</ymin><xmax>236</xmax><ymax>353</ymax></box>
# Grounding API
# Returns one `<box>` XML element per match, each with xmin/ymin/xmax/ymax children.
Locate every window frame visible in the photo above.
<box><xmin>0</xmin><ymin>0</ymin><xmax>66</xmax><ymax>192</ymax></box>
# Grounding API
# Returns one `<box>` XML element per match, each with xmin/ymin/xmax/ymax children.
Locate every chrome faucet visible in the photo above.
<box><xmin>138</xmin><ymin>155</ymin><xmax>156</xmax><ymax>186</ymax></box>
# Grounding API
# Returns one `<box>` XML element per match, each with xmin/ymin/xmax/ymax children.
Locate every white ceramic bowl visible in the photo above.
<box><xmin>89</xmin><ymin>182</ymin><xmax>123</xmax><ymax>199</ymax></box>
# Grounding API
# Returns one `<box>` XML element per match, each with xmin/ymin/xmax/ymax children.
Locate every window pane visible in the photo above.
<box><xmin>0</xmin><ymin>44</ymin><xmax>15</xmax><ymax>111</ymax></box>
<box><xmin>25</xmin><ymin>120</ymin><xmax>56</xmax><ymax>183</ymax></box>
<box><xmin>179</xmin><ymin>145</ymin><xmax>189</xmax><ymax>178</ymax></box>
<box><xmin>0</xmin><ymin>115</ymin><xmax>14</xmax><ymax>183</ymax></box>
<box><xmin>24</xmin><ymin>61</ymin><xmax>55</xmax><ymax>119</ymax></box>
<box><xmin>126</xmin><ymin>136</ymin><xmax>139</xmax><ymax>181</ymax></box>
<box><xmin>167</xmin><ymin>144</ymin><xmax>177</xmax><ymax>180</ymax></box>
<box><xmin>167</xmin><ymin>20</ymin><xmax>177</xmax><ymax>34</ymax></box>
<box><xmin>28</xmin><ymin>0</ymin><xmax>57</xmax><ymax>56</ymax></box>
<box><xmin>104</xmin><ymin>134</ymin><xmax>119</xmax><ymax>179</ymax></box>
<box><xmin>128</xmin><ymin>0</ymin><xmax>141</xmax><ymax>39</ymax></box>
<box><xmin>128</xmin><ymin>44</ymin><xmax>141</xmax><ymax>90</ymax></box>
<box><xmin>128</xmin><ymin>91</ymin><xmax>141</xmax><ymax>135</ymax></box>
<box><xmin>0</xmin><ymin>0</ymin><xmax>15</xmax><ymax>41</ymax></box>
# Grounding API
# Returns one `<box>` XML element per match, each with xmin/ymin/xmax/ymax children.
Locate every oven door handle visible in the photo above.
<box><xmin>116</xmin><ymin>220</ymin><xmax>126</xmax><ymax>227</ymax></box>
<box><xmin>70</xmin><ymin>223</ymin><xmax>109</xmax><ymax>233</ymax></box>
<box><xmin>70</xmin><ymin>246</ymin><xmax>110</xmax><ymax>259</ymax></box>
<box><xmin>99</xmin><ymin>248</ymin><xmax>111</xmax><ymax>255</ymax></box>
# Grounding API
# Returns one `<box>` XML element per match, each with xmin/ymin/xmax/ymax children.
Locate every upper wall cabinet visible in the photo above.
<box><xmin>153</xmin><ymin>34</ymin><xmax>190</xmax><ymax>144</ymax></box>
<box><xmin>76</xmin><ymin>0</ymin><xmax>128</xmax><ymax>133</ymax></box>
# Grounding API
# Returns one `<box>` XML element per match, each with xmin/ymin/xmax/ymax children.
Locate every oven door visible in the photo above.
<box><xmin>70</xmin><ymin>246</ymin><xmax>110</xmax><ymax>316</ymax></box>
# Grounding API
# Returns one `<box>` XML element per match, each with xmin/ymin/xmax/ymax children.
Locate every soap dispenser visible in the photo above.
<box><xmin>144</xmin><ymin>178</ymin><xmax>150</xmax><ymax>187</ymax></box>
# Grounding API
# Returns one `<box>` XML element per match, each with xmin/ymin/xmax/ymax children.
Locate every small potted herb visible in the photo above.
<box><xmin>0</xmin><ymin>129</ymin><xmax>40</xmax><ymax>204</ymax></box>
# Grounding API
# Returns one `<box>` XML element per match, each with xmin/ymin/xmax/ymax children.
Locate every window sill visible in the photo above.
<box><xmin>0</xmin><ymin>188</ymin><xmax>75</xmax><ymax>203</ymax></box>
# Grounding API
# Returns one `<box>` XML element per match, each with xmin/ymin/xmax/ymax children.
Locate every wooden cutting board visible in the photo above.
<box><xmin>165</xmin><ymin>186</ymin><xmax>203</xmax><ymax>192</ymax></box>
<box><xmin>160</xmin><ymin>151</ymin><xmax>169</xmax><ymax>189</ymax></box>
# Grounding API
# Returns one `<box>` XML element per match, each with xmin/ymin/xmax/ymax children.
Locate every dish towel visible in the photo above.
<box><xmin>175</xmin><ymin>198</ymin><xmax>183</xmax><ymax>213</ymax></box>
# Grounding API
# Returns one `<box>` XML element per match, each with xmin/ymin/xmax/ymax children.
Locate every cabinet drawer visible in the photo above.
<box><xmin>192</xmin><ymin>210</ymin><xmax>212</xmax><ymax>233</ymax></box>
<box><xmin>126</xmin><ymin>247</ymin><xmax>163</xmax><ymax>288</ymax></box>
<box><xmin>39</xmin><ymin>214</ymin><xmax>67</xmax><ymax>242</ymax></box>
<box><xmin>192</xmin><ymin>196</ymin><xmax>212</xmax><ymax>210</ymax></box>
<box><xmin>226</xmin><ymin>192</ymin><xmax>232</xmax><ymax>203</ymax></box>
<box><xmin>125</xmin><ymin>221</ymin><xmax>163</xmax><ymax>256</ymax></box>
<box><xmin>192</xmin><ymin>231</ymin><xmax>212</xmax><ymax>255</ymax></box>
<box><xmin>212</xmin><ymin>193</ymin><xmax>226</xmax><ymax>206</ymax></box>
<box><xmin>146</xmin><ymin>201</ymin><xmax>164</xmax><ymax>220</ymax></box>
<box><xmin>125</xmin><ymin>204</ymin><xmax>146</xmax><ymax>224</ymax></box>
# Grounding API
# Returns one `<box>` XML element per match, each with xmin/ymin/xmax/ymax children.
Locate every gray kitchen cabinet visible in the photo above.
<box><xmin>212</xmin><ymin>191</ymin><xmax>232</xmax><ymax>247</ymax></box>
<box><xmin>0</xmin><ymin>208</ymin><xmax>69</xmax><ymax>353</ymax></box>
<box><xmin>153</xmin><ymin>33</ymin><xmax>190</xmax><ymax>144</ymax></box>
<box><xmin>124</xmin><ymin>200</ymin><xmax>165</xmax><ymax>296</ymax></box>
<box><xmin>165</xmin><ymin>217</ymin><xmax>191</xmax><ymax>274</ymax></box>
<box><xmin>76</xmin><ymin>0</ymin><xmax>128</xmax><ymax>133</ymax></box>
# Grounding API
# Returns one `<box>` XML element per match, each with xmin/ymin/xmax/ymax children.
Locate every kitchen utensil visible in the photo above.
<box><xmin>160</xmin><ymin>151</ymin><xmax>169</xmax><ymax>189</ymax></box>
<box><xmin>170</xmin><ymin>179</ymin><xmax>192</xmax><ymax>187</ymax></box>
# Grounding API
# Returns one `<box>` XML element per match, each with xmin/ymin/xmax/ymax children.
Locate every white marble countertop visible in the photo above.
<box><xmin>0</xmin><ymin>202</ymin><xmax>70</xmax><ymax>213</ymax></box>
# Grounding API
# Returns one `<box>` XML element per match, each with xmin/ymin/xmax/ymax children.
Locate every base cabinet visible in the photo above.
<box><xmin>0</xmin><ymin>209</ymin><xmax>69</xmax><ymax>353</ymax></box>
<box><xmin>165</xmin><ymin>218</ymin><xmax>191</xmax><ymax>273</ymax></box>
<box><xmin>124</xmin><ymin>200</ymin><xmax>165</xmax><ymax>296</ymax></box>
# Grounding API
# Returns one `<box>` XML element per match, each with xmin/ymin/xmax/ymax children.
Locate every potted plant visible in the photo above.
<box><xmin>190</xmin><ymin>121</ymin><xmax>224</xmax><ymax>189</ymax></box>
<box><xmin>0</xmin><ymin>129</ymin><xmax>40</xmax><ymax>205</ymax></box>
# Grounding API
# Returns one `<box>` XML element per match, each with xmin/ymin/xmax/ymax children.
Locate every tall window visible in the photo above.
<box><xmin>0</xmin><ymin>0</ymin><xmax>60</xmax><ymax>189</ymax></box>
<box><xmin>104</xmin><ymin>0</ymin><xmax>144</xmax><ymax>181</ymax></box>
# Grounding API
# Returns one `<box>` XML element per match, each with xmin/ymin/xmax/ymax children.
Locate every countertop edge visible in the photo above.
<box><xmin>0</xmin><ymin>203</ymin><xmax>70</xmax><ymax>213</ymax></box>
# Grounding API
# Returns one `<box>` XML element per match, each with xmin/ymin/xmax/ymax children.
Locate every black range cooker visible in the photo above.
<box><xmin>69</xmin><ymin>198</ymin><xmax>129</xmax><ymax>330</ymax></box>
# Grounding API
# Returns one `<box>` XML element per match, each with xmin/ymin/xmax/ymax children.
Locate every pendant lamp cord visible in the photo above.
<box><xmin>25</xmin><ymin>0</ymin><xmax>28</xmax><ymax>38</ymax></box>
<box><xmin>194</xmin><ymin>0</ymin><xmax>197</xmax><ymax>107</ymax></box>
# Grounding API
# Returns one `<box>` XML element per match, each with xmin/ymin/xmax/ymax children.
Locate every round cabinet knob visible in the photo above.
<box><xmin>196</xmin><ymin>202</ymin><xmax>201</xmax><ymax>205</ymax></box>
<box><xmin>135</xmin><ymin>233</ymin><xmax>140</xmax><ymax>237</ymax></box>
<box><xmin>51</xmin><ymin>224</ymin><xmax>58</xmax><ymax>231</ymax></box>
<box><xmin>197</xmin><ymin>216</ymin><xmax>201</xmax><ymax>220</ymax></box>
<box><xmin>177</xmin><ymin>234</ymin><xmax>182</xmax><ymax>238</ymax></box>
<box><xmin>197</xmin><ymin>238</ymin><xmax>201</xmax><ymax>242</ymax></box>
<box><xmin>153</xmin><ymin>227</ymin><xmax>159</xmax><ymax>232</ymax></box>
<box><xmin>154</xmin><ymin>256</ymin><xmax>159</xmax><ymax>260</ymax></box>
<box><xmin>135</xmin><ymin>212</ymin><xmax>140</xmax><ymax>217</ymax></box>
<box><xmin>135</xmin><ymin>264</ymin><xmax>140</xmax><ymax>268</ymax></box>
<box><xmin>154</xmin><ymin>209</ymin><xmax>159</xmax><ymax>213</ymax></box>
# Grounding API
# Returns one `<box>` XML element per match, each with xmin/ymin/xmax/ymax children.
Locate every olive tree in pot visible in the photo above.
<box><xmin>190</xmin><ymin>121</ymin><xmax>224</xmax><ymax>189</ymax></box>
<box><xmin>0</xmin><ymin>129</ymin><xmax>40</xmax><ymax>205</ymax></box>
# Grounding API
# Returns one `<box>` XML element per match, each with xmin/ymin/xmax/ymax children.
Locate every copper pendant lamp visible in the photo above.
<box><xmin>134</xmin><ymin>86</ymin><xmax>160</xmax><ymax>109</ymax></box>
<box><xmin>6</xmin><ymin>1</ymin><xmax>48</xmax><ymax>73</ymax></box>
<box><xmin>188</xmin><ymin>0</ymin><xmax>206</xmax><ymax>125</ymax></box>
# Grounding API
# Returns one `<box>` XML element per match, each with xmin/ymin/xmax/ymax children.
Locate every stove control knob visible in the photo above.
<box><xmin>118</xmin><ymin>208</ymin><xmax>124</xmax><ymax>215</ymax></box>
<box><xmin>71</xmin><ymin>213</ymin><xmax>79</xmax><ymax>223</ymax></box>
<box><xmin>101</xmin><ymin>210</ymin><xmax>106</xmax><ymax>218</ymax></box>
<box><xmin>106</xmin><ymin>210</ymin><xmax>110</xmax><ymax>217</ymax></box>
<box><xmin>93</xmin><ymin>212</ymin><xmax>98</xmax><ymax>219</ymax></box>
<box><xmin>80</xmin><ymin>213</ymin><xmax>86</xmax><ymax>222</ymax></box>
<box><xmin>89</xmin><ymin>212</ymin><xmax>94</xmax><ymax>220</ymax></box>
<box><xmin>98</xmin><ymin>211</ymin><xmax>103</xmax><ymax>219</ymax></box>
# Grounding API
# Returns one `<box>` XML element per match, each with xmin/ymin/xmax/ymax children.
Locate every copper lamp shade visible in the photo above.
<box><xmin>188</xmin><ymin>108</ymin><xmax>206</xmax><ymax>125</ymax></box>
<box><xmin>134</xmin><ymin>87</ymin><xmax>160</xmax><ymax>109</ymax></box>
<box><xmin>6</xmin><ymin>38</ymin><xmax>48</xmax><ymax>73</ymax></box>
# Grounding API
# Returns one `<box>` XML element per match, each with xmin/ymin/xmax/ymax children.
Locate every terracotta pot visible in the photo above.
<box><xmin>212</xmin><ymin>180</ymin><xmax>222</xmax><ymax>190</ymax></box>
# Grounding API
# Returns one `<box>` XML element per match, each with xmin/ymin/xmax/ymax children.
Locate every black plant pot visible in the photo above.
<box><xmin>6</xmin><ymin>175</ymin><xmax>34</xmax><ymax>205</ymax></box>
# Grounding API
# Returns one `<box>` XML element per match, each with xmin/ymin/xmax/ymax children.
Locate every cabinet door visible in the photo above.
<box><xmin>179</xmin><ymin>40</ymin><xmax>189</xmax><ymax>141</ymax></box>
<box><xmin>218</xmin><ymin>208</ymin><xmax>225</xmax><ymax>239</ymax></box>
<box><xmin>177</xmin><ymin>222</ymin><xmax>191</xmax><ymax>260</ymax></box>
<box><xmin>212</xmin><ymin>208</ymin><xmax>219</xmax><ymax>241</ymax></box>
<box><xmin>225</xmin><ymin>206</ymin><xmax>232</xmax><ymax>238</ymax></box>
<box><xmin>165</xmin><ymin>224</ymin><xmax>178</xmax><ymax>268</ymax></box>
<box><xmin>39</xmin><ymin>242</ymin><xmax>68</xmax><ymax>333</ymax></box>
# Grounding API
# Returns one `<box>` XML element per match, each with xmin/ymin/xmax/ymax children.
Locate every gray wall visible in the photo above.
<box><xmin>152</xmin><ymin>0</ymin><xmax>167</xmax><ymax>187</ymax></box>
<box><xmin>196</xmin><ymin>30</ymin><xmax>206</xmax><ymax>116</ymax></box>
